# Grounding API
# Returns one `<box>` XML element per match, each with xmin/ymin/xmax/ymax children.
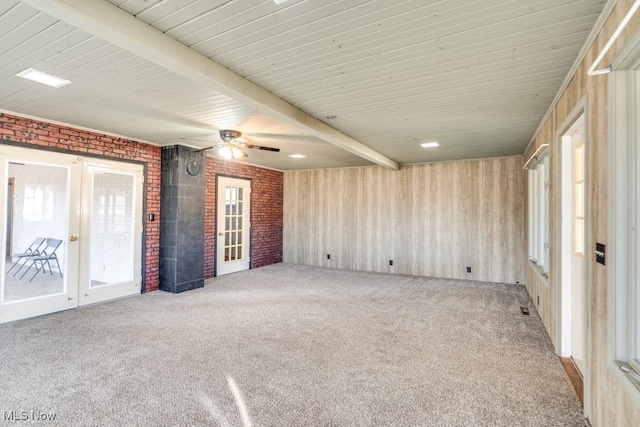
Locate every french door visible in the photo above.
<box><xmin>0</xmin><ymin>145</ymin><xmax>143</xmax><ymax>324</ymax></box>
<box><xmin>216</xmin><ymin>176</ymin><xmax>251</xmax><ymax>276</ymax></box>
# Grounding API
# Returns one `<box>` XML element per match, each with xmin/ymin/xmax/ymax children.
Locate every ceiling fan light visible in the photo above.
<box><xmin>219</xmin><ymin>145</ymin><xmax>233</xmax><ymax>160</ymax></box>
<box><xmin>231</xmin><ymin>146</ymin><xmax>247</xmax><ymax>159</ymax></box>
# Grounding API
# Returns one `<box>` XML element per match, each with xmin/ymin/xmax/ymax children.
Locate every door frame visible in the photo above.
<box><xmin>555</xmin><ymin>96</ymin><xmax>590</xmax><ymax>414</ymax></box>
<box><xmin>216</xmin><ymin>175</ymin><xmax>251</xmax><ymax>276</ymax></box>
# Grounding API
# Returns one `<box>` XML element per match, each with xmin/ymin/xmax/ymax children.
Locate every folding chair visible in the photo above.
<box><xmin>6</xmin><ymin>237</ymin><xmax>46</xmax><ymax>276</ymax></box>
<box><xmin>19</xmin><ymin>238</ymin><xmax>63</xmax><ymax>282</ymax></box>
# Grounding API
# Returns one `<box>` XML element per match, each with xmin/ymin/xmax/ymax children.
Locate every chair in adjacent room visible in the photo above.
<box><xmin>6</xmin><ymin>237</ymin><xmax>46</xmax><ymax>276</ymax></box>
<box><xmin>19</xmin><ymin>238</ymin><xmax>63</xmax><ymax>282</ymax></box>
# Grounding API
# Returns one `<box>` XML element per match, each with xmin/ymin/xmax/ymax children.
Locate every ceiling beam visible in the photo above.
<box><xmin>22</xmin><ymin>0</ymin><xmax>399</xmax><ymax>170</ymax></box>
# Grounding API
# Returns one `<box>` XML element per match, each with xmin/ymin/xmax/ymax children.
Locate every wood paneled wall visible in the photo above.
<box><xmin>284</xmin><ymin>157</ymin><xmax>525</xmax><ymax>284</ymax></box>
<box><xmin>524</xmin><ymin>1</ymin><xmax>640</xmax><ymax>425</ymax></box>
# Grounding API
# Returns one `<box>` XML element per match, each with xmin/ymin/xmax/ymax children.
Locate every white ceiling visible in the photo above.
<box><xmin>0</xmin><ymin>0</ymin><xmax>609</xmax><ymax>170</ymax></box>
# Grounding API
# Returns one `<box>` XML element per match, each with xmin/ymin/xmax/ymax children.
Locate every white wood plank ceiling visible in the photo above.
<box><xmin>0</xmin><ymin>0</ymin><xmax>609</xmax><ymax>170</ymax></box>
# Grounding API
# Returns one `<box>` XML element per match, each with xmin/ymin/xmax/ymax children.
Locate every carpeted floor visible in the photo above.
<box><xmin>0</xmin><ymin>263</ymin><xmax>586</xmax><ymax>426</ymax></box>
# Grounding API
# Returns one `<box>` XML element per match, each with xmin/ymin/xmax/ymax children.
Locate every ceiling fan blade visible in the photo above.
<box><xmin>233</xmin><ymin>145</ymin><xmax>248</xmax><ymax>158</ymax></box>
<box><xmin>239</xmin><ymin>143</ymin><xmax>280</xmax><ymax>152</ymax></box>
<box><xmin>182</xmin><ymin>131</ymin><xmax>282</xmax><ymax>157</ymax></box>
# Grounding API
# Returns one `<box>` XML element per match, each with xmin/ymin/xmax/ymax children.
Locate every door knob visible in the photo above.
<box><xmin>218</xmin><ymin>232</ymin><xmax>224</xmax><ymax>236</ymax></box>
<box><xmin>70</xmin><ymin>236</ymin><xmax>78</xmax><ymax>242</ymax></box>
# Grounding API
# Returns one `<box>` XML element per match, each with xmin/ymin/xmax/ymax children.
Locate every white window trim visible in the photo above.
<box><xmin>609</xmin><ymin>30</ymin><xmax>640</xmax><ymax>395</ymax></box>
<box><xmin>526</xmin><ymin>144</ymin><xmax>550</xmax><ymax>280</ymax></box>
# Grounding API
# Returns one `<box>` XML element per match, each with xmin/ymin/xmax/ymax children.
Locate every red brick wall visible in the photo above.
<box><xmin>0</xmin><ymin>112</ymin><xmax>161</xmax><ymax>292</ymax></box>
<box><xmin>205</xmin><ymin>157</ymin><xmax>283</xmax><ymax>277</ymax></box>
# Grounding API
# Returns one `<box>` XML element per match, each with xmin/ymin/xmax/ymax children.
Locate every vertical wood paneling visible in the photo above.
<box><xmin>523</xmin><ymin>1</ymin><xmax>640</xmax><ymax>425</ymax></box>
<box><xmin>284</xmin><ymin>156</ymin><xmax>526</xmax><ymax>284</ymax></box>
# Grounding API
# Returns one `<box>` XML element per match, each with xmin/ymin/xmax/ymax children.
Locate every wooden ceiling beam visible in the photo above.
<box><xmin>22</xmin><ymin>0</ymin><xmax>399</xmax><ymax>170</ymax></box>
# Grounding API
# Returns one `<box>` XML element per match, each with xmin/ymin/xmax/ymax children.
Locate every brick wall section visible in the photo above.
<box><xmin>204</xmin><ymin>157</ymin><xmax>283</xmax><ymax>277</ymax></box>
<box><xmin>0</xmin><ymin>112</ymin><xmax>161</xmax><ymax>292</ymax></box>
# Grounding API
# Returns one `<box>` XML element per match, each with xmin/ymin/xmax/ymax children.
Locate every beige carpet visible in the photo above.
<box><xmin>0</xmin><ymin>263</ymin><xmax>585</xmax><ymax>426</ymax></box>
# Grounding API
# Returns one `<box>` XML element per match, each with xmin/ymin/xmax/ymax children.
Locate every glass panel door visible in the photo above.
<box><xmin>560</xmin><ymin>114</ymin><xmax>587</xmax><ymax>377</ymax></box>
<box><xmin>0</xmin><ymin>148</ymin><xmax>81</xmax><ymax>324</ymax></box>
<box><xmin>0</xmin><ymin>146</ymin><xmax>143</xmax><ymax>323</ymax></box>
<box><xmin>217</xmin><ymin>177</ymin><xmax>251</xmax><ymax>276</ymax></box>
<box><xmin>79</xmin><ymin>161</ymin><xmax>143</xmax><ymax>305</ymax></box>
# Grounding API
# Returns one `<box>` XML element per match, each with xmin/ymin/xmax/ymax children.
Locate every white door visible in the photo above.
<box><xmin>78</xmin><ymin>160</ymin><xmax>144</xmax><ymax>305</ymax></box>
<box><xmin>216</xmin><ymin>176</ymin><xmax>251</xmax><ymax>276</ymax></box>
<box><xmin>571</xmin><ymin>135</ymin><xmax>586</xmax><ymax>375</ymax></box>
<box><xmin>559</xmin><ymin>115</ymin><xmax>587</xmax><ymax>376</ymax></box>
<box><xmin>0</xmin><ymin>145</ymin><xmax>143</xmax><ymax>323</ymax></box>
<box><xmin>0</xmin><ymin>148</ymin><xmax>80</xmax><ymax>323</ymax></box>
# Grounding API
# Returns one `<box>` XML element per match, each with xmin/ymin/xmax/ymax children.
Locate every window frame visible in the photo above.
<box><xmin>525</xmin><ymin>144</ymin><xmax>550</xmax><ymax>278</ymax></box>
<box><xmin>609</xmin><ymin>35</ymin><xmax>640</xmax><ymax>391</ymax></box>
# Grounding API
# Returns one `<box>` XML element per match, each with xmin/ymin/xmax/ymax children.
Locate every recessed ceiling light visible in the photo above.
<box><xmin>289</xmin><ymin>154</ymin><xmax>307</xmax><ymax>159</ymax></box>
<box><xmin>420</xmin><ymin>142</ymin><xmax>440</xmax><ymax>148</ymax></box>
<box><xmin>15</xmin><ymin>68</ymin><xmax>72</xmax><ymax>88</ymax></box>
<box><xmin>325</xmin><ymin>115</ymin><xmax>337</xmax><ymax>120</ymax></box>
<box><xmin>273</xmin><ymin>0</ymin><xmax>290</xmax><ymax>4</ymax></box>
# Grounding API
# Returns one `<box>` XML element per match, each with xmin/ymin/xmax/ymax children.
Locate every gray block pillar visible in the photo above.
<box><xmin>159</xmin><ymin>145</ymin><xmax>206</xmax><ymax>293</ymax></box>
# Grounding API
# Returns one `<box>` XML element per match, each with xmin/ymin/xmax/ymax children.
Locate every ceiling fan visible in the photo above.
<box><xmin>184</xmin><ymin>130</ymin><xmax>280</xmax><ymax>160</ymax></box>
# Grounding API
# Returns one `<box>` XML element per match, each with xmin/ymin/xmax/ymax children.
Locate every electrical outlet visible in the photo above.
<box><xmin>327</xmin><ymin>254</ymin><xmax>330</xmax><ymax>260</ymax></box>
<box><xmin>389</xmin><ymin>260</ymin><xmax>393</xmax><ymax>266</ymax></box>
<box><xmin>466</xmin><ymin>266</ymin><xmax>471</xmax><ymax>273</ymax></box>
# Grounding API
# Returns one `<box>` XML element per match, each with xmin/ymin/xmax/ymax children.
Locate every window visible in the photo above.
<box><xmin>526</xmin><ymin>144</ymin><xmax>550</xmax><ymax>276</ymax></box>
<box><xmin>610</xmin><ymin>41</ymin><xmax>640</xmax><ymax>389</ymax></box>
<box><xmin>23</xmin><ymin>186</ymin><xmax>44</xmax><ymax>222</ymax></box>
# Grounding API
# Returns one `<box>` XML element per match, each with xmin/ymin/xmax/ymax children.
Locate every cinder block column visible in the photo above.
<box><xmin>159</xmin><ymin>145</ymin><xmax>205</xmax><ymax>293</ymax></box>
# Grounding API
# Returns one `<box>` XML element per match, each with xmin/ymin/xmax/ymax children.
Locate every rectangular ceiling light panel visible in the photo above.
<box><xmin>420</xmin><ymin>142</ymin><xmax>440</xmax><ymax>148</ymax></box>
<box><xmin>15</xmin><ymin>68</ymin><xmax>72</xmax><ymax>88</ymax></box>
